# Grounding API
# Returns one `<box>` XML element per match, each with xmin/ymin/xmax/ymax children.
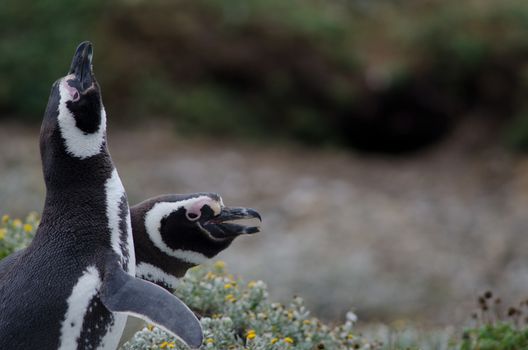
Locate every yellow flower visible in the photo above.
<box><xmin>246</xmin><ymin>330</ymin><xmax>256</xmax><ymax>340</ymax></box>
<box><xmin>224</xmin><ymin>283</ymin><xmax>233</xmax><ymax>289</ymax></box>
<box><xmin>270</xmin><ymin>338</ymin><xmax>279</xmax><ymax>344</ymax></box>
<box><xmin>23</xmin><ymin>224</ymin><xmax>33</xmax><ymax>232</ymax></box>
<box><xmin>206</xmin><ymin>338</ymin><xmax>214</xmax><ymax>344</ymax></box>
<box><xmin>12</xmin><ymin>219</ymin><xmax>22</xmax><ymax>228</ymax></box>
<box><xmin>0</xmin><ymin>228</ymin><xmax>6</xmax><ymax>240</ymax></box>
<box><xmin>248</xmin><ymin>281</ymin><xmax>256</xmax><ymax>288</ymax></box>
<box><xmin>284</xmin><ymin>337</ymin><xmax>294</xmax><ymax>344</ymax></box>
<box><xmin>147</xmin><ymin>324</ymin><xmax>154</xmax><ymax>331</ymax></box>
<box><xmin>160</xmin><ymin>341</ymin><xmax>175</xmax><ymax>348</ymax></box>
<box><xmin>214</xmin><ymin>260</ymin><xmax>226</xmax><ymax>269</ymax></box>
<box><xmin>1</xmin><ymin>214</ymin><xmax>9</xmax><ymax>224</ymax></box>
<box><xmin>303</xmin><ymin>320</ymin><xmax>312</xmax><ymax>325</ymax></box>
<box><xmin>205</xmin><ymin>271</ymin><xmax>216</xmax><ymax>280</ymax></box>
<box><xmin>225</xmin><ymin>294</ymin><xmax>237</xmax><ymax>302</ymax></box>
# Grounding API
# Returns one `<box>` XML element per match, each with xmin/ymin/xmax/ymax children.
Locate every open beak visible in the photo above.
<box><xmin>202</xmin><ymin>207</ymin><xmax>262</xmax><ymax>239</ymax></box>
<box><xmin>68</xmin><ymin>41</ymin><xmax>94</xmax><ymax>91</ymax></box>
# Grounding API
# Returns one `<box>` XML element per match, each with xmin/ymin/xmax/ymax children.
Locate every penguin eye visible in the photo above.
<box><xmin>186</xmin><ymin>211</ymin><xmax>200</xmax><ymax>221</ymax></box>
<box><xmin>71</xmin><ymin>90</ymin><xmax>80</xmax><ymax>102</ymax></box>
<box><xmin>63</xmin><ymin>81</ymin><xmax>81</xmax><ymax>102</ymax></box>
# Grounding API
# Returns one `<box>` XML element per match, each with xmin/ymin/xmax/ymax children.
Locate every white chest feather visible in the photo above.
<box><xmin>95</xmin><ymin>314</ymin><xmax>128</xmax><ymax>350</ymax></box>
<box><xmin>58</xmin><ymin>266</ymin><xmax>101</xmax><ymax>350</ymax></box>
<box><xmin>105</xmin><ymin>169</ymin><xmax>135</xmax><ymax>275</ymax></box>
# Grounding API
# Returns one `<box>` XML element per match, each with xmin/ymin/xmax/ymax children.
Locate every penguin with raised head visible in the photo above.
<box><xmin>118</xmin><ymin>193</ymin><xmax>261</xmax><ymax>345</ymax></box>
<box><xmin>0</xmin><ymin>42</ymin><xmax>202</xmax><ymax>349</ymax></box>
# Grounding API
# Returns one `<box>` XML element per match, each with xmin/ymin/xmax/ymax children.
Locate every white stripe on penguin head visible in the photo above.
<box><xmin>57</xmin><ymin>76</ymin><xmax>107</xmax><ymax>159</ymax></box>
<box><xmin>144</xmin><ymin>196</ymin><xmax>222</xmax><ymax>265</ymax></box>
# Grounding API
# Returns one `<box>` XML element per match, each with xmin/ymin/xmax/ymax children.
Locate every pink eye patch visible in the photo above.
<box><xmin>186</xmin><ymin>197</ymin><xmax>218</xmax><ymax>220</ymax></box>
<box><xmin>64</xmin><ymin>80</ymin><xmax>80</xmax><ymax>101</ymax></box>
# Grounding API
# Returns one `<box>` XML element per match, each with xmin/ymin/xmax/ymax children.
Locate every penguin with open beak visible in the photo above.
<box><xmin>118</xmin><ymin>193</ymin><xmax>261</xmax><ymax>346</ymax></box>
<box><xmin>0</xmin><ymin>42</ymin><xmax>203</xmax><ymax>350</ymax></box>
<box><xmin>131</xmin><ymin>193</ymin><xmax>261</xmax><ymax>291</ymax></box>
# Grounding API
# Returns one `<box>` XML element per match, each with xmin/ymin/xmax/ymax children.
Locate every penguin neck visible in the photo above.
<box><xmin>135</xmin><ymin>236</ymin><xmax>197</xmax><ymax>293</ymax></box>
<box><xmin>40</xmin><ymin>128</ymin><xmax>115</xmax><ymax>190</ymax></box>
<box><xmin>40</xmin><ymin>131</ymin><xmax>117</xmax><ymax>231</ymax></box>
<box><xmin>132</xmin><ymin>219</ymin><xmax>197</xmax><ymax>292</ymax></box>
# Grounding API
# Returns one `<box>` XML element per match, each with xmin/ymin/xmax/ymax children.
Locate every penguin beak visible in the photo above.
<box><xmin>202</xmin><ymin>207</ymin><xmax>262</xmax><ymax>239</ymax></box>
<box><xmin>68</xmin><ymin>41</ymin><xmax>94</xmax><ymax>91</ymax></box>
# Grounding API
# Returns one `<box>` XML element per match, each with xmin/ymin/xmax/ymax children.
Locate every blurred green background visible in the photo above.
<box><xmin>3</xmin><ymin>0</ymin><xmax>528</xmax><ymax>153</ymax></box>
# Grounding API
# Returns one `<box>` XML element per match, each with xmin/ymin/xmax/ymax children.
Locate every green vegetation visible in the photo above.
<box><xmin>2</xmin><ymin>0</ymin><xmax>528</xmax><ymax>151</ymax></box>
<box><xmin>459</xmin><ymin>292</ymin><xmax>528</xmax><ymax>350</ymax></box>
<box><xmin>2</xmin><ymin>214</ymin><xmax>528</xmax><ymax>349</ymax></box>
<box><xmin>461</xmin><ymin>324</ymin><xmax>528</xmax><ymax>350</ymax></box>
<box><xmin>0</xmin><ymin>213</ymin><xmax>37</xmax><ymax>260</ymax></box>
<box><xmin>125</xmin><ymin>262</ymin><xmax>376</xmax><ymax>350</ymax></box>
<box><xmin>0</xmin><ymin>0</ymin><xmax>105</xmax><ymax>117</ymax></box>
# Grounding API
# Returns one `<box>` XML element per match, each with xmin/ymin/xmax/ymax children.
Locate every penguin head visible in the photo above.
<box><xmin>41</xmin><ymin>41</ymin><xmax>107</xmax><ymax>161</ymax></box>
<box><xmin>143</xmin><ymin>193</ymin><xmax>261</xmax><ymax>260</ymax></box>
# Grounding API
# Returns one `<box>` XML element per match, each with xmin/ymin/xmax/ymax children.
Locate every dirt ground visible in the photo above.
<box><xmin>1</xmin><ymin>120</ymin><xmax>528</xmax><ymax>327</ymax></box>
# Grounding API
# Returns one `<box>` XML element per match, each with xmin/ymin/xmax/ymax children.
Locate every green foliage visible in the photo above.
<box><xmin>97</xmin><ymin>0</ymin><xmax>354</xmax><ymax>145</ymax></box>
<box><xmin>123</xmin><ymin>261</ymin><xmax>377</xmax><ymax>349</ymax></box>
<box><xmin>459</xmin><ymin>291</ymin><xmax>528</xmax><ymax>350</ymax></box>
<box><xmin>461</xmin><ymin>324</ymin><xmax>528</xmax><ymax>350</ymax></box>
<box><xmin>137</xmin><ymin>80</ymin><xmax>266</xmax><ymax>140</ymax></box>
<box><xmin>0</xmin><ymin>0</ymin><xmax>105</xmax><ymax>117</ymax></box>
<box><xmin>3</xmin><ymin>0</ymin><xmax>528</xmax><ymax>150</ymax></box>
<box><xmin>503</xmin><ymin>112</ymin><xmax>528</xmax><ymax>151</ymax></box>
<box><xmin>0</xmin><ymin>213</ymin><xmax>38</xmax><ymax>260</ymax></box>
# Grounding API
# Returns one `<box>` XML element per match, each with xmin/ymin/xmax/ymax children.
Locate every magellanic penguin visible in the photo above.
<box><xmin>119</xmin><ymin>193</ymin><xmax>261</xmax><ymax>346</ymax></box>
<box><xmin>0</xmin><ymin>42</ymin><xmax>202</xmax><ymax>349</ymax></box>
<box><xmin>132</xmin><ymin>193</ymin><xmax>261</xmax><ymax>291</ymax></box>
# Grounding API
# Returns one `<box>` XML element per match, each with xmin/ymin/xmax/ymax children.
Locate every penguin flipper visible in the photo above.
<box><xmin>100</xmin><ymin>259</ymin><xmax>203</xmax><ymax>348</ymax></box>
